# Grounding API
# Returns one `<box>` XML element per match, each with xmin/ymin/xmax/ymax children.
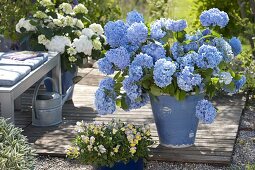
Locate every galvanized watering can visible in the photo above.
<box><xmin>32</xmin><ymin>77</ymin><xmax>73</xmax><ymax>126</ymax></box>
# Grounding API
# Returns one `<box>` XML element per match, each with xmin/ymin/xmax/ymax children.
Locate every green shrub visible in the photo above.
<box><xmin>0</xmin><ymin>118</ymin><xmax>36</xmax><ymax>170</ymax></box>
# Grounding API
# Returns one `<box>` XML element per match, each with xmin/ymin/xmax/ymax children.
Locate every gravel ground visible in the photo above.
<box><xmin>34</xmin><ymin>95</ymin><xmax>255</xmax><ymax>170</ymax></box>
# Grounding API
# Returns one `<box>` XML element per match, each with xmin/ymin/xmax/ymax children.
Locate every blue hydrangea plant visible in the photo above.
<box><xmin>95</xmin><ymin>9</ymin><xmax>245</xmax><ymax>124</ymax></box>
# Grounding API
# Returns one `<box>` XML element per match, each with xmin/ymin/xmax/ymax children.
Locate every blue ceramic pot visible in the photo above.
<box><xmin>44</xmin><ymin>67</ymin><xmax>77</xmax><ymax>101</ymax></box>
<box><xmin>150</xmin><ymin>94</ymin><xmax>204</xmax><ymax>148</ymax></box>
<box><xmin>97</xmin><ymin>159</ymin><xmax>143</xmax><ymax>170</ymax></box>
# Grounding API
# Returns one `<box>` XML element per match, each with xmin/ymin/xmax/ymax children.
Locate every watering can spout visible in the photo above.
<box><xmin>62</xmin><ymin>85</ymin><xmax>74</xmax><ymax>105</ymax></box>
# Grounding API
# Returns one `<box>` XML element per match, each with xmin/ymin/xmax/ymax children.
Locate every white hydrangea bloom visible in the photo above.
<box><xmin>53</xmin><ymin>19</ymin><xmax>63</xmax><ymax>27</ymax></box>
<box><xmin>219</xmin><ymin>72</ymin><xmax>233</xmax><ymax>85</ymax></box>
<box><xmin>73</xmin><ymin>35</ymin><xmax>93</xmax><ymax>55</ymax></box>
<box><xmin>38</xmin><ymin>35</ymin><xmax>50</xmax><ymax>45</ymax></box>
<box><xmin>45</xmin><ymin>36</ymin><xmax>71</xmax><ymax>54</ymax></box>
<box><xmin>92</xmin><ymin>38</ymin><xmax>102</xmax><ymax>50</ymax></box>
<box><xmin>47</xmin><ymin>22</ymin><xmax>55</xmax><ymax>29</ymax></box>
<box><xmin>76</xmin><ymin>20</ymin><xmax>84</xmax><ymax>29</ymax></box>
<box><xmin>40</xmin><ymin>0</ymin><xmax>54</xmax><ymax>7</ymax></box>
<box><xmin>59</xmin><ymin>3</ymin><xmax>73</xmax><ymax>14</ymax></box>
<box><xmin>73</xmin><ymin>4</ymin><xmax>88</xmax><ymax>14</ymax></box>
<box><xmin>33</xmin><ymin>11</ymin><xmax>48</xmax><ymax>19</ymax></box>
<box><xmin>16</xmin><ymin>18</ymin><xmax>37</xmax><ymax>33</ymax></box>
<box><xmin>81</xmin><ymin>28</ymin><xmax>94</xmax><ymax>38</ymax></box>
<box><xmin>67</xmin><ymin>47</ymin><xmax>77</xmax><ymax>56</ymax></box>
<box><xmin>63</xmin><ymin>16</ymin><xmax>74</xmax><ymax>27</ymax></box>
<box><xmin>89</xmin><ymin>23</ymin><xmax>104</xmax><ymax>35</ymax></box>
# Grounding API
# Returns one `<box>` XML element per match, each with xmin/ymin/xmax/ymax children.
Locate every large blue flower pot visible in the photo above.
<box><xmin>150</xmin><ymin>94</ymin><xmax>204</xmax><ymax>148</ymax></box>
<box><xmin>97</xmin><ymin>159</ymin><xmax>143</xmax><ymax>170</ymax></box>
<box><xmin>44</xmin><ymin>67</ymin><xmax>77</xmax><ymax>101</ymax></box>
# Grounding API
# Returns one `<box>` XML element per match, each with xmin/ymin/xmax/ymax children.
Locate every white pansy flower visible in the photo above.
<box><xmin>98</xmin><ymin>145</ymin><xmax>106</xmax><ymax>153</ymax></box>
<box><xmin>73</xmin><ymin>35</ymin><xmax>93</xmax><ymax>55</ymax></box>
<box><xmin>89</xmin><ymin>23</ymin><xmax>104</xmax><ymax>35</ymax></box>
<box><xmin>45</xmin><ymin>36</ymin><xmax>71</xmax><ymax>54</ymax></box>
<box><xmin>92</xmin><ymin>38</ymin><xmax>102</xmax><ymax>50</ymax></box>
<box><xmin>76</xmin><ymin>20</ymin><xmax>84</xmax><ymax>29</ymax></box>
<box><xmin>73</xmin><ymin>4</ymin><xmax>88</xmax><ymax>14</ymax></box>
<box><xmin>81</xmin><ymin>28</ymin><xmax>94</xmax><ymax>38</ymax></box>
<box><xmin>16</xmin><ymin>18</ymin><xmax>36</xmax><ymax>33</ymax></box>
<box><xmin>40</xmin><ymin>0</ymin><xmax>54</xmax><ymax>7</ymax></box>
<box><xmin>59</xmin><ymin>3</ymin><xmax>73</xmax><ymax>14</ymax></box>
<box><xmin>219</xmin><ymin>72</ymin><xmax>233</xmax><ymax>85</ymax></box>
<box><xmin>33</xmin><ymin>11</ymin><xmax>48</xmax><ymax>19</ymax></box>
<box><xmin>38</xmin><ymin>35</ymin><xmax>50</xmax><ymax>45</ymax></box>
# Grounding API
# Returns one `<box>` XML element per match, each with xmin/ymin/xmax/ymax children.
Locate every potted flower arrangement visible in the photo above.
<box><xmin>94</xmin><ymin>9</ymin><xmax>246</xmax><ymax>148</ymax></box>
<box><xmin>66</xmin><ymin>119</ymin><xmax>153</xmax><ymax>170</ymax></box>
<box><xmin>15</xmin><ymin>0</ymin><xmax>106</xmax><ymax>98</ymax></box>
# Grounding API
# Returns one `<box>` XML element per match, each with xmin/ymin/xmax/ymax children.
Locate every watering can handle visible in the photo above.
<box><xmin>32</xmin><ymin>77</ymin><xmax>58</xmax><ymax>119</ymax></box>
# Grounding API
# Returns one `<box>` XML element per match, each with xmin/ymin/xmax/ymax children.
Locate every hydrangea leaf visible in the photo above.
<box><xmin>150</xmin><ymin>85</ymin><xmax>162</xmax><ymax>96</ymax></box>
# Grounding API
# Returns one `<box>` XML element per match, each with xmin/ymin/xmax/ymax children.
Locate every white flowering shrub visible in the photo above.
<box><xmin>16</xmin><ymin>0</ymin><xmax>106</xmax><ymax>70</ymax></box>
<box><xmin>66</xmin><ymin>119</ymin><xmax>153</xmax><ymax>167</ymax></box>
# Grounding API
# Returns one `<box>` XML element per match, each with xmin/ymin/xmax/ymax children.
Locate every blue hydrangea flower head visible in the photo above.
<box><xmin>219</xmin><ymin>72</ymin><xmax>232</xmax><ymax>85</ymax></box>
<box><xmin>104</xmin><ymin>20</ymin><xmax>128</xmax><ymax>48</ymax></box>
<box><xmin>150</xmin><ymin>19</ymin><xmax>166</xmax><ymax>39</ymax></box>
<box><xmin>165</xmin><ymin>19</ymin><xmax>187</xmax><ymax>32</ymax></box>
<box><xmin>127</xmin><ymin>22</ymin><xmax>148</xmax><ymax>45</ymax></box>
<box><xmin>223</xmin><ymin>75</ymin><xmax>246</xmax><ymax>94</ymax></box>
<box><xmin>229</xmin><ymin>37</ymin><xmax>242</xmax><ymax>56</ymax></box>
<box><xmin>125</xmin><ymin>93</ymin><xmax>149</xmax><ymax>110</ymax></box>
<box><xmin>142</xmin><ymin>43</ymin><xmax>166</xmax><ymax>62</ymax></box>
<box><xmin>177</xmin><ymin>66</ymin><xmax>202</xmax><ymax>91</ymax></box>
<box><xmin>213</xmin><ymin>38</ymin><xmax>234</xmax><ymax>62</ymax></box>
<box><xmin>185</xmin><ymin>30</ymin><xmax>203</xmax><ymax>41</ymax></box>
<box><xmin>153</xmin><ymin>58</ymin><xmax>177</xmax><ymax>87</ymax></box>
<box><xmin>123</xmin><ymin>77</ymin><xmax>142</xmax><ymax>101</ymax></box>
<box><xmin>177</xmin><ymin>52</ymin><xmax>198</xmax><ymax>69</ymax></box>
<box><xmin>171</xmin><ymin>42</ymin><xmax>185</xmax><ymax>59</ymax></box>
<box><xmin>98</xmin><ymin>58</ymin><xmax>114</xmax><ymax>75</ymax></box>
<box><xmin>202</xmin><ymin>29</ymin><xmax>211</xmax><ymax>36</ymax></box>
<box><xmin>196</xmin><ymin>99</ymin><xmax>217</xmax><ymax>124</ymax></box>
<box><xmin>99</xmin><ymin>77</ymin><xmax>115</xmax><ymax>91</ymax></box>
<box><xmin>105</xmin><ymin>46</ymin><xmax>130</xmax><ymax>70</ymax></box>
<box><xmin>197</xmin><ymin>45</ymin><xmax>223</xmax><ymax>68</ymax></box>
<box><xmin>200</xmin><ymin>8</ymin><xmax>229</xmax><ymax>28</ymax></box>
<box><xmin>95</xmin><ymin>88</ymin><xmax>116</xmax><ymax>115</ymax></box>
<box><xmin>184</xmin><ymin>41</ymin><xmax>199</xmax><ymax>52</ymax></box>
<box><xmin>235</xmin><ymin>75</ymin><xmax>246</xmax><ymax>91</ymax></box>
<box><xmin>132</xmin><ymin>53</ymin><xmax>154</xmax><ymax>69</ymax></box>
<box><xmin>123</xmin><ymin>44</ymin><xmax>140</xmax><ymax>53</ymax></box>
<box><xmin>129</xmin><ymin>65</ymin><xmax>143</xmax><ymax>81</ymax></box>
<box><xmin>126</xmin><ymin>10</ymin><xmax>144</xmax><ymax>25</ymax></box>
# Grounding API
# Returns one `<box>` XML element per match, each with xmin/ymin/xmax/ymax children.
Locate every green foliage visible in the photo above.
<box><xmin>67</xmin><ymin>119</ymin><xmax>153</xmax><ymax>167</ymax></box>
<box><xmin>0</xmin><ymin>118</ymin><xmax>36</xmax><ymax>170</ymax></box>
<box><xmin>0</xmin><ymin>0</ymin><xmax>36</xmax><ymax>41</ymax></box>
<box><xmin>233</xmin><ymin>49</ymin><xmax>255</xmax><ymax>91</ymax></box>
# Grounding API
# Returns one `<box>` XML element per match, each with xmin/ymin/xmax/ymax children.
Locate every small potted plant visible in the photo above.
<box><xmin>66</xmin><ymin>119</ymin><xmax>153</xmax><ymax>170</ymax></box>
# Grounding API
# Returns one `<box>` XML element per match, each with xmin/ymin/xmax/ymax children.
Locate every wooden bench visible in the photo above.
<box><xmin>0</xmin><ymin>52</ymin><xmax>61</xmax><ymax>123</ymax></box>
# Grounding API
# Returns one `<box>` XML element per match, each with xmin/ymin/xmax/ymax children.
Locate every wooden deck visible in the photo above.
<box><xmin>14</xmin><ymin>68</ymin><xmax>246</xmax><ymax>165</ymax></box>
